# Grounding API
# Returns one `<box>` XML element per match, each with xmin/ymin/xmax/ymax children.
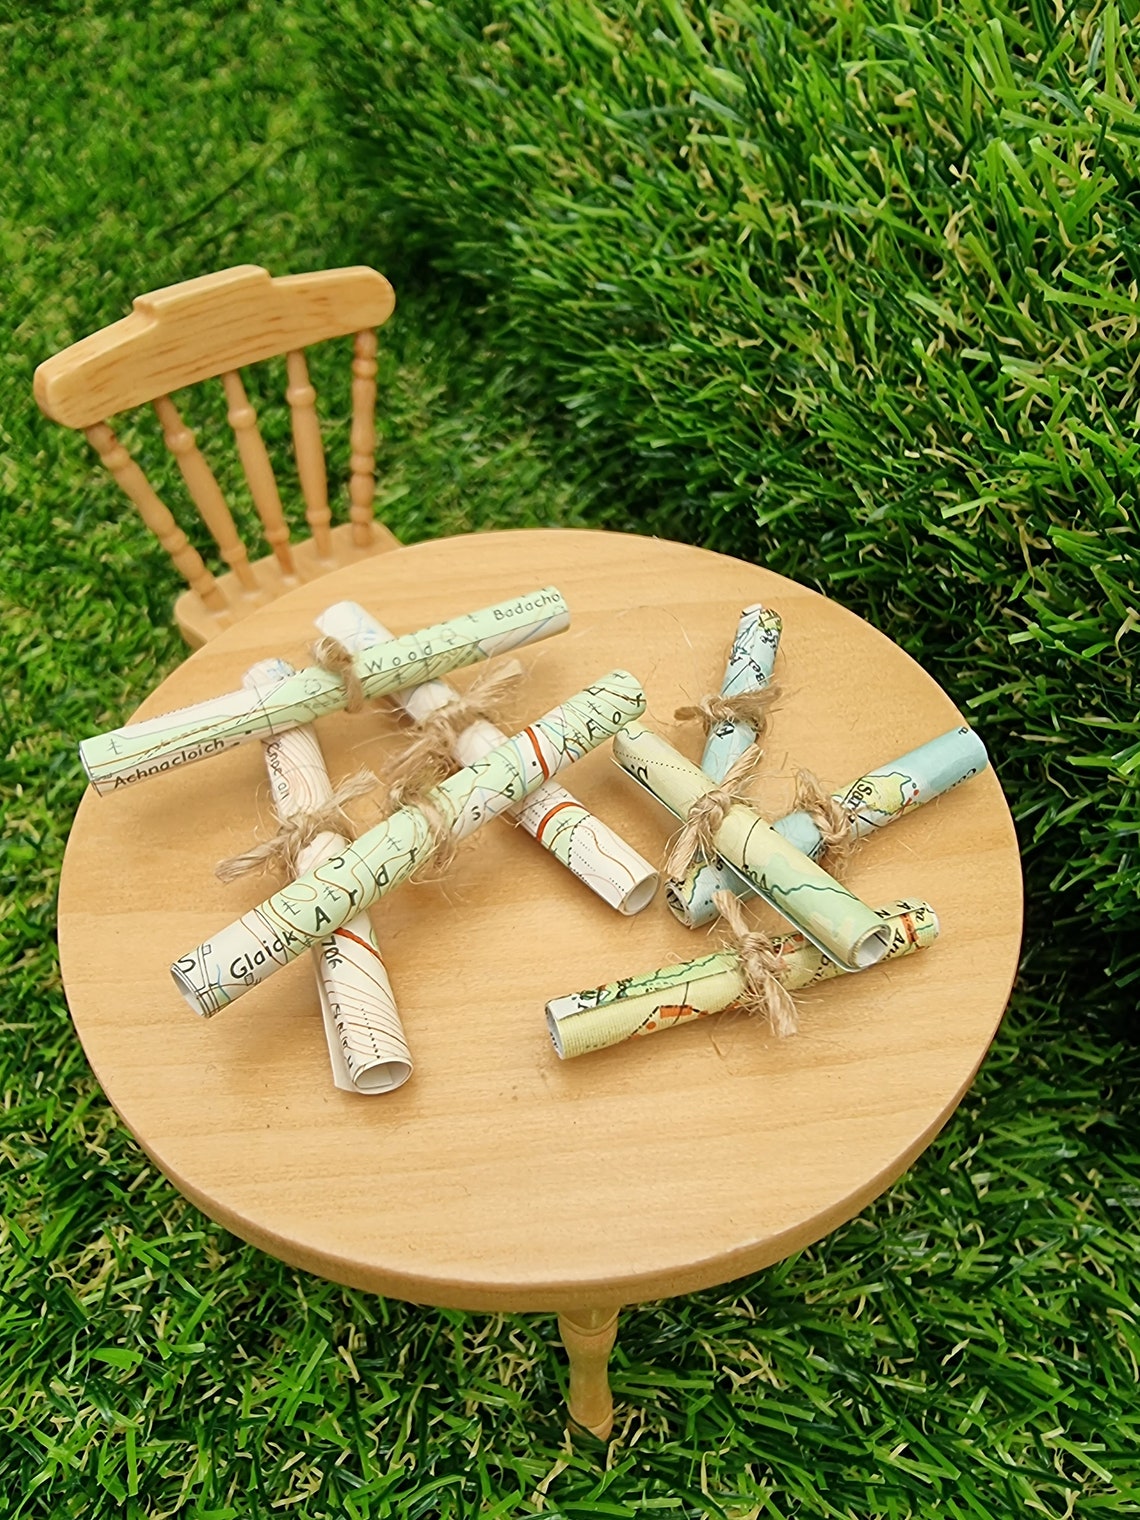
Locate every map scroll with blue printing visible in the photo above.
<box><xmin>613</xmin><ymin>722</ymin><xmax>892</xmax><ymax>971</ymax></box>
<box><xmin>667</xmin><ymin>727</ymin><xmax>988</xmax><ymax>927</ymax></box>
<box><xmin>699</xmin><ymin>603</ymin><xmax>782</xmax><ymax>780</ymax></box>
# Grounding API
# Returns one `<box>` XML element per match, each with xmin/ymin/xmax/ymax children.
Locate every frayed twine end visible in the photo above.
<box><xmin>312</xmin><ymin>635</ymin><xmax>366</xmax><ymax>713</ymax></box>
<box><xmin>713</xmin><ymin>889</ymin><xmax>798</xmax><ymax>1037</ymax></box>
<box><xmin>674</xmin><ymin>682</ymin><xmax>780</xmax><ymax>740</ymax></box>
<box><xmin>793</xmin><ymin>768</ymin><xmax>856</xmax><ymax>873</ymax></box>
<box><xmin>387</xmin><ymin>659</ymin><xmax>526</xmax><ymax>786</ymax></box>
<box><xmin>382</xmin><ymin>770</ymin><xmax>461</xmax><ymax>881</ymax></box>
<box><xmin>215</xmin><ymin>767</ymin><xmax>379</xmax><ymax>882</ymax></box>
<box><xmin>664</xmin><ymin>744</ymin><xmax>766</xmax><ymax>881</ymax></box>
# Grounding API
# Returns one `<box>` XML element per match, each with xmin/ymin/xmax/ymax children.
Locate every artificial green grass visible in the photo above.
<box><xmin>3</xmin><ymin>3</ymin><xmax>1140</xmax><ymax>1516</ymax></box>
<box><xmin>320</xmin><ymin>0</ymin><xmax>1140</xmax><ymax>988</ymax></box>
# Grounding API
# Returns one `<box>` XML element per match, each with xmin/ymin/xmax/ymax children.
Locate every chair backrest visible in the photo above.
<box><xmin>34</xmin><ymin>264</ymin><xmax>396</xmax><ymax>622</ymax></box>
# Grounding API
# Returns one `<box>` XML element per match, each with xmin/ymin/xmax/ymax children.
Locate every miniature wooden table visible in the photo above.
<box><xmin>57</xmin><ymin>528</ymin><xmax>1022</xmax><ymax>1436</ymax></box>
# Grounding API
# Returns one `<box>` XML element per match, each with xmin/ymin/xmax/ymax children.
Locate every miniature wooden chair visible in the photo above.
<box><xmin>34</xmin><ymin>265</ymin><xmax>399</xmax><ymax>648</ymax></box>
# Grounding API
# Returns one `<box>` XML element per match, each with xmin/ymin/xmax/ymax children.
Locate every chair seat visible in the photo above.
<box><xmin>174</xmin><ymin>519</ymin><xmax>401</xmax><ymax>647</ymax></box>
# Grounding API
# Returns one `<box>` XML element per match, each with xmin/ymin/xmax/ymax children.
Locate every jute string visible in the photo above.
<box><xmin>713</xmin><ymin>889</ymin><xmax>798</xmax><ymax>1037</ymax></box>
<box><xmin>663</xmin><ymin>744</ymin><xmax>766</xmax><ymax>881</ymax></box>
<box><xmin>217</xmin><ymin>767</ymin><xmax>465</xmax><ymax>885</ymax></box>
<box><xmin>381</xmin><ymin>771</ymin><xmax>461</xmax><ymax>880</ymax></box>
<box><xmin>312</xmin><ymin>635</ymin><xmax>366</xmax><ymax>713</ymax></box>
<box><xmin>793</xmin><ymin>768</ymin><xmax>856</xmax><ymax>872</ymax></box>
<box><xmin>215</xmin><ymin>768</ymin><xmax>379</xmax><ymax>882</ymax></box>
<box><xmin>388</xmin><ymin>659</ymin><xmax>525</xmax><ymax>784</ymax></box>
<box><xmin>674</xmin><ymin>682</ymin><xmax>780</xmax><ymax>739</ymax></box>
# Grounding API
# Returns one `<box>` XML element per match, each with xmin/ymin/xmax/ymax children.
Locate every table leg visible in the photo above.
<box><xmin>557</xmin><ymin>1306</ymin><xmax>620</xmax><ymax>1438</ymax></box>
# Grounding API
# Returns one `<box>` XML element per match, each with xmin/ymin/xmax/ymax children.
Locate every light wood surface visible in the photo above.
<box><xmin>57</xmin><ymin>529</ymin><xmax>1023</xmax><ymax>1317</ymax></box>
<box><xmin>84</xmin><ymin>421</ymin><xmax>225</xmax><ymax>610</ymax></box>
<box><xmin>286</xmin><ymin>349</ymin><xmax>333</xmax><ymax>557</ymax></box>
<box><xmin>34</xmin><ymin>265</ymin><xmax>395</xmax><ymax>428</ymax></box>
<box><xmin>35</xmin><ymin>265</ymin><xmax>400</xmax><ymax>645</ymax></box>
<box><xmin>558</xmin><ymin>1308</ymin><xmax>620</xmax><ymax>1438</ymax></box>
<box><xmin>221</xmin><ymin>369</ymin><xmax>294</xmax><ymax>578</ymax></box>
<box><xmin>349</xmin><ymin>330</ymin><xmax>379</xmax><ymax>546</ymax></box>
<box><xmin>153</xmin><ymin>392</ymin><xmax>257</xmax><ymax>591</ymax></box>
<box><xmin>172</xmin><ymin>519</ymin><xmax>400</xmax><ymax>650</ymax></box>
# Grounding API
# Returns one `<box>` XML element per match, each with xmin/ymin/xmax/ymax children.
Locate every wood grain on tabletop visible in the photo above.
<box><xmin>57</xmin><ymin>528</ymin><xmax>1023</xmax><ymax>1312</ymax></box>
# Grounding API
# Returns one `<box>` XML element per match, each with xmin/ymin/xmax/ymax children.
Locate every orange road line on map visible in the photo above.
<box><xmin>334</xmin><ymin>926</ymin><xmax>385</xmax><ymax>963</ymax></box>
<box><xmin>535</xmin><ymin>799</ymin><xmax>581</xmax><ymax>844</ymax></box>
<box><xmin>522</xmin><ymin>726</ymin><xmax>551</xmax><ymax>780</ymax></box>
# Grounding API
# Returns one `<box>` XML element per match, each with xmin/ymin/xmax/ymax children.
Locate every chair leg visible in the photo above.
<box><xmin>557</xmin><ymin>1307</ymin><xmax>620</xmax><ymax>1438</ymax></box>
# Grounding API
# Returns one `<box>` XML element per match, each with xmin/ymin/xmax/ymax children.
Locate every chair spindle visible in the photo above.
<box><xmin>153</xmin><ymin>395</ymin><xmax>257</xmax><ymax>593</ymax></box>
<box><xmin>349</xmin><ymin>330</ymin><xmax>378</xmax><ymax>547</ymax></box>
<box><xmin>37</xmin><ymin>266</ymin><xmax>399</xmax><ymax>645</ymax></box>
<box><xmin>85</xmin><ymin>421</ymin><xmax>226</xmax><ymax>611</ymax></box>
<box><xmin>221</xmin><ymin>370</ymin><xmax>295</xmax><ymax>579</ymax></box>
<box><xmin>285</xmin><ymin>350</ymin><xmax>332</xmax><ymax>560</ymax></box>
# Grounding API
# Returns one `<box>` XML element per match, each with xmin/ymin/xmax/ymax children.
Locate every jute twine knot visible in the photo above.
<box><xmin>383</xmin><ymin>771</ymin><xmax>461</xmax><ymax>881</ymax></box>
<box><xmin>793</xmin><ymin>768</ymin><xmax>856</xmax><ymax>872</ymax></box>
<box><xmin>313</xmin><ymin>635</ymin><xmax>366</xmax><ymax>713</ymax></box>
<box><xmin>713</xmin><ymin>889</ymin><xmax>798</xmax><ymax>1038</ymax></box>
<box><xmin>664</xmin><ymin>744</ymin><xmax>766</xmax><ymax>881</ymax></box>
<box><xmin>388</xmin><ymin>659</ymin><xmax>525</xmax><ymax>785</ymax></box>
<box><xmin>674</xmin><ymin>682</ymin><xmax>780</xmax><ymax>740</ymax></box>
<box><xmin>215</xmin><ymin>768</ymin><xmax>379</xmax><ymax>882</ymax></box>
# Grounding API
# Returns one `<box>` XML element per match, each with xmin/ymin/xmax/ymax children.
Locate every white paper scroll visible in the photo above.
<box><xmin>241</xmin><ymin>659</ymin><xmax>412</xmax><ymax>1093</ymax></box>
<box><xmin>315</xmin><ymin>600</ymin><xmax>659</xmax><ymax>914</ymax></box>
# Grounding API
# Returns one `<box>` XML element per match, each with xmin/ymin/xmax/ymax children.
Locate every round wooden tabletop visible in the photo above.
<box><xmin>58</xmin><ymin>528</ymin><xmax>1023</xmax><ymax>1313</ymax></box>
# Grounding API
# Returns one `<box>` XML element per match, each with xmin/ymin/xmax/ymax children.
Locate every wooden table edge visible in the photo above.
<box><xmin>55</xmin><ymin>525</ymin><xmax>1026</xmax><ymax>1315</ymax></box>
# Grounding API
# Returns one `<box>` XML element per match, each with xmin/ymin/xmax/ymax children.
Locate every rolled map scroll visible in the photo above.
<box><xmin>316</xmin><ymin>600</ymin><xmax>659</xmax><ymax>915</ymax></box>
<box><xmin>680</xmin><ymin>602</ymin><xmax>782</xmax><ymax>906</ymax></box>
<box><xmin>668</xmin><ymin>726</ymin><xmax>988</xmax><ymax>928</ymax></box>
<box><xmin>242</xmin><ymin>659</ymin><xmax>412</xmax><ymax>1094</ymax></box>
<box><xmin>80</xmin><ymin>586</ymin><xmax>570</xmax><ymax>795</ymax></box>
<box><xmin>173</xmin><ymin>670</ymin><xmax>647</xmax><ymax>1016</ymax></box>
<box><xmin>547</xmin><ymin>899</ymin><xmax>940</xmax><ymax>1058</ymax></box>
<box><xmin>613</xmin><ymin>722</ymin><xmax>891</xmax><ymax>971</ymax></box>
<box><xmin>701</xmin><ymin>603</ymin><xmax>782</xmax><ymax>780</ymax></box>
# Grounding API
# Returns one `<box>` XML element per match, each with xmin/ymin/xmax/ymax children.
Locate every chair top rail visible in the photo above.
<box><xmin>34</xmin><ymin>265</ymin><xmax>396</xmax><ymax>429</ymax></box>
